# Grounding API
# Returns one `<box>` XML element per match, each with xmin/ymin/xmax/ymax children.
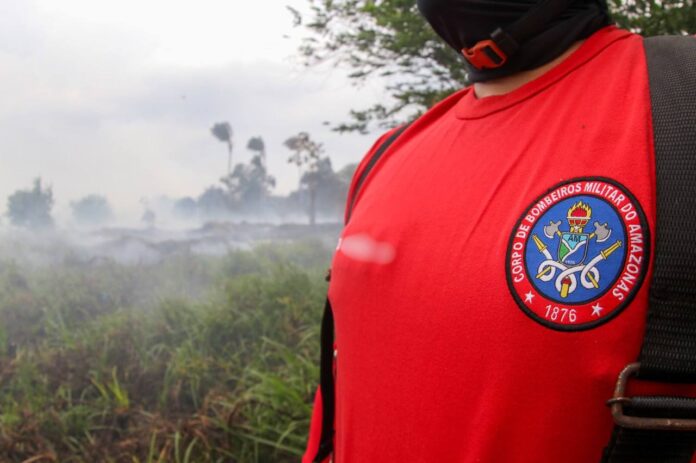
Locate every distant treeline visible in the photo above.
<box><xmin>4</xmin><ymin>130</ymin><xmax>357</xmax><ymax>229</ymax></box>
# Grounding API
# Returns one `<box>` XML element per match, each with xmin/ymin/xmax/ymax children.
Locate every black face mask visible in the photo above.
<box><xmin>417</xmin><ymin>0</ymin><xmax>611</xmax><ymax>82</ymax></box>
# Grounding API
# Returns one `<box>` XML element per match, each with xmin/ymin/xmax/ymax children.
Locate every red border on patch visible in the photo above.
<box><xmin>506</xmin><ymin>177</ymin><xmax>650</xmax><ymax>331</ymax></box>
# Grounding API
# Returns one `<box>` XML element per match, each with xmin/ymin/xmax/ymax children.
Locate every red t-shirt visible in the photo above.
<box><xmin>303</xmin><ymin>26</ymin><xmax>696</xmax><ymax>463</ymax></box>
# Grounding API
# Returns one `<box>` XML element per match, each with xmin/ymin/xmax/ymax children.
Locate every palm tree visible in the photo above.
<box><xmin>210</xmin><ymin>122</ymin><xmax>233</xmax><ymax>174</ymax></box>
<box><xmin>247</xmin><ymin>136</ymin><xmax>266</xmax><ymax>163</ymax></box>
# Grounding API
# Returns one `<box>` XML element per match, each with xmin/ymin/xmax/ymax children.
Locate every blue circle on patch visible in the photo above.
<box><xmin>525</xmin><ymin>195</ymin><xmax>627</xmax><ymax>305</ymax></box>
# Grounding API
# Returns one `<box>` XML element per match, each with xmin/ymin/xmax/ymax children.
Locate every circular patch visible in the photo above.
<box><xmin>506</xmin><ymin>178</ymin><xmax>650</xmax><ymax>331</ymax></box>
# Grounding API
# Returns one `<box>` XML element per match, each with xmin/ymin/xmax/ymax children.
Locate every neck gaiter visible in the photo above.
<box><xmin>417</xmin><ymin>0</ymin><xmax>612</xmax><ymax>82</ymax></box>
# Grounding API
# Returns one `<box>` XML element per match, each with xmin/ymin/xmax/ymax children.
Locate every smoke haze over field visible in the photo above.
<box><xmin>0</xmin><ymin>0</ymin><xmax>387</xmax><ymax>222</ymax></box>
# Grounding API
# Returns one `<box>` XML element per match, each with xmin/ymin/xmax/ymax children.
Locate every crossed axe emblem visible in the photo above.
<box><xmin>533</xmin><ymin>220</ymin><xmax>623</xmax><ymax>298</ymax></box>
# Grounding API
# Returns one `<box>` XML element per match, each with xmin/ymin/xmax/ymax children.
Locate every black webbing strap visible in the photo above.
<box><xmin>313</xmin><ymin>298</ymin><xmax>335</xmax><ymax>462</ymax></box>
<box><xmin>483</xmin><ymin>0</ymin><xmax>576</xmax><ymax>60</ymax></box>
<box><xmin>313</xmin><ymin>124</ymin><xmax>411</xmax><ymax>463</ymax></box>
<box><xmin>602</xmin><ymin>35</ymin><xmax>696</xmax><ymax>463</ymax></box>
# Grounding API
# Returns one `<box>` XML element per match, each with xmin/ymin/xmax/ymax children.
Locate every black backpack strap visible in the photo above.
<box><xmin>602</xmin><ymin>35</ymin><xmax>696</xmax><ymax>463</ymax></box>
<box><xmin>313</xmin><ymin>123</ymin><xmax>411</xmax><ymax>463</ymax></box>
<box><xmin>313</xmin><ymin>298</ymin><xmax>336</xmax><ymax>463</ymax></box>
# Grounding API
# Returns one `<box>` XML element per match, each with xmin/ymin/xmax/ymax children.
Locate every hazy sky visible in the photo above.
<box><xmin>0</xmin><ymin>0</ymin><xmax>390</xmax><ymax>221</ymax></box>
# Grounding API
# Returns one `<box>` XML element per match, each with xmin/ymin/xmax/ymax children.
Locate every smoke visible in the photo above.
<box><xmin>0</xmin><ymin>219</ymin><xmax>342</xmax><ymax>268</ymax></box>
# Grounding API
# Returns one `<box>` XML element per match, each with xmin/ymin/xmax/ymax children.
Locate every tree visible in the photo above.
<box><xmin>336</xmin><ymin>163</ymin><xmax>358</xmax><ymax>186</ymax></box>
<box><xmin>296</xmin><ymin>0</ymin><xmax>467</xmax><ymax>133</ymax></box>
<box><xmin>300</xmin><ymin>157</ymin><xmax>350</xmax><ymax>217</ymax></box>
<box><xmin>211</xmin><ymin>122</ymin><xmax>234</xmax><ymax>174</ymax></box>
<box><xmin>610</xmin><ymin>0</ymin><xmax>696</xmax><ymax>36</ymax></box>
<box><xmin>296</xmin><ymin>0</ymin><xmax>696</xmax><ymax>133</ymax></box>
<box><xmin>247</xmin><ymin>136</ymin><xmax>266</xmax><ymax>161</ymax></box>
<box><xmin>221</xmin><ymin>137</ymin><xmax>275</xmax><ymax>209</ymax></box>
<box><xmin>284</xmin><ymin>132</ymin><xmax>325</xmax><ymax>225</ymax></box>
<box><xmin>71</xmin><ymin>194</ymin><xmax>113</xmax><ymax>226</ymax></box>
<box><xmin>6</xmin><ymin>178</ymin><xmax>54</xmax><ymax>229</ymax></box>
<box><xmin>221</xmin><ymin>153</ymin><xmax>276</xmax><ymax>207</ymax></box>
<box><xmin>197</xmin><ymin>186</ymin><xmax>232</xmax><ymax>218</ymax></box>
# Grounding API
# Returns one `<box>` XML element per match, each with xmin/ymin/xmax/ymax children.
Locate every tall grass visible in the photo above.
<box><xmin>0</xmin><ymin>239</ymin><xmax>331</xmax><ymax>462</ymax></box>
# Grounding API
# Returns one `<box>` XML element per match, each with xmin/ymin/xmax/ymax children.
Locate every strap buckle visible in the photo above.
<box><xmin>607</xmin><ymin>362</ymin><xmax>696</xmax><ymax>431</ymax></box>
<box><xmin>462</xmin><ymin>39</ymin><xmax>508</xmax><ymax>70</ymax></box>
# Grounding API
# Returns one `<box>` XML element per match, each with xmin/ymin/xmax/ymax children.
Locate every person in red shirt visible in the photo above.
<box><xmin>303</xmin><ymin>1</ymin><xmax>696</xmax><ymax>462</ymax></box>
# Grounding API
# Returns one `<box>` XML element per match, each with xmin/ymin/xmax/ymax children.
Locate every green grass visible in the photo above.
<box><xmin>0</xmin><ymin>238</ymin><xmax>331</xmax><ymax>462</ymax></box>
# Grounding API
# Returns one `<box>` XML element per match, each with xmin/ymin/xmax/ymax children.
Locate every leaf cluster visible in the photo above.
<box><xmin>611</xmin><ymin>0</ymin><xmax>696</xmax><ymax>35</ymax></box>
<box><xmin>301</xmin><ymin>0</ymin><xmax>467</xmax><ymax>133</ymax></box>
<box><xmin>6</xmin><ymin>178</ymin><xmax>54</xmax><ymax>229</ymax></box>
<box><xmin>210</xmin><ymin>122</ymin><xmax>233</xmax><ymax>144</ymax></box>
<box><xmin>298</xmin><ymin>0</ymin><xmax>696</xmax><ymax>133</ymax></box>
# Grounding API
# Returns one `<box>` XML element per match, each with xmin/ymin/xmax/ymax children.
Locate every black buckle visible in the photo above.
<box><xmin>607</xmin><ymin>362</ymin><xmax>696</xmax><ymax>431</ymax></box>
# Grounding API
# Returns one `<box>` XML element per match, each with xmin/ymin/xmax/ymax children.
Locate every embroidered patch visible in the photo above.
<box><xmin>506</xmin><ymin>178</ymin><xmax>650</xmax><ymax>331</ymax></box>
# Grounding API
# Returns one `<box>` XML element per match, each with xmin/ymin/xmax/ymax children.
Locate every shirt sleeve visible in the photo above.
<box><xmin>302</xmin><ymin>127</ymin><xmax>404</xmax><ymax>463</ymax></box>
<box><xmin>301</xmin><ymin>387</ymin><xmax>329</xmax><ymax>463</ymax></box>
<box><xmin>342</xmin><ymin>127</ymin><xmax>404</xmax><ymax>224</ymax></box>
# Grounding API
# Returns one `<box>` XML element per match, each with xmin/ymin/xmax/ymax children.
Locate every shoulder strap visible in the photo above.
<box><xmin>602</xmin><ymin>34</ymin><xmax>696</xmax><ymax>463</ymax></box>
<box><xmin>313</xmin><ymin>123</ymin><xmax>411</xmax><ymax>463</ymax></box>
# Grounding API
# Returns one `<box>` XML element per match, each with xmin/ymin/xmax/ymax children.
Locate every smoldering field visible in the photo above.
<box><xmin>0</xmin><ymin>222</ymin><xmax>337</xmax><ymax>462</ymax></box>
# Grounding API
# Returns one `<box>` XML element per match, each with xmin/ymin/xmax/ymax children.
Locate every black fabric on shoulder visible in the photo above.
<box><xmin>602</xmin><ymin>426</ymin><xmax>696</xmax><ymax>463</ymax></box>
<box><xmin>313</xmin><ymin>299</ymin><xmax>335</xmax><ymax>463</ymax></box>
<box><xmin>602</xmin><ymin>34</ymin><xmax>696</xmax><ymax>463</ymax></box>
<box><xmin>639</xmin><ymin>35</ymin><xmax>696</xmax><ymax>382</ymax></box>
